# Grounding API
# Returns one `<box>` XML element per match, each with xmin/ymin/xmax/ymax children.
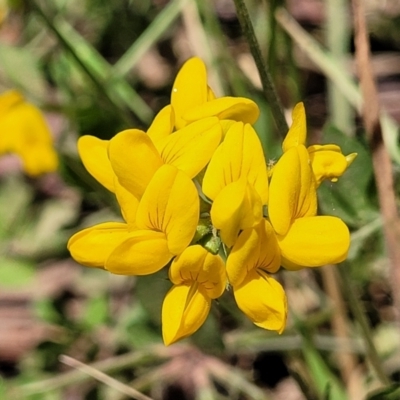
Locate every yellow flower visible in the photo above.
<box><xmin>162</xmin><ymin>245</ymin><xmax>226</xmax><ymax>345</ymax></box>
<box><xmin>171</xmin><ymin>57</ymin><xmax>260</xmax><ymax>129</ymax></box>
<box><xmin>0</xmin><ymin>90</ymin><xmax>58</xmax><ymax>176</ymax></box>
<box><xmin>202</xmin><ymin>122</ymin><xmax>268</xmax><ymax>247</ymax></box>
<box><xmin>268</xmin><ymin>145</ymin><xmax>350</xmax><ymax>270</ymax></box>
<box><xmin>68</xmin><ymin>164</ymin><xmax>199</xmax><ymax>275</ymax></box>
<box><xmin>108</xmin><ymin>117</ymin><xmax>221</xmax><ymax>199</ymax></box>
<box><xmin>282</xmin><ymin>102</ymin><xmax>356</xmax><ymax>186</ymax></box>
<box><xmin>226</xmin><ymin>219</ymin><xmax>287</xmax><ymax>332</ymax></box>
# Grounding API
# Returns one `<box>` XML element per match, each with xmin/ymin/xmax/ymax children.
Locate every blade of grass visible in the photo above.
<box><xmin>325</xmin><ymin>0</ymin><xmax>353</xmax><ymax>134</ymax></box>
<box><xmin>29</xmin><ymin>0</ymin><xmax>153</xmax><ymax>126</ymax></box>
<box><xmin>113</xmin><ymin>0</ymin><xmax>190</xmax><ymax>77</ymax></box>
<box><xmin>59</xmin><ymin>355</ymin><xmax>154</xmax><ymax>400</ymax></box>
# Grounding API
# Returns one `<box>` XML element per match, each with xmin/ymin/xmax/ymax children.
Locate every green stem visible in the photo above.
<box><xmin>232</xmin><ymin>0</ymin><xmax>288</xmax><ymax>137</ymax></box>
<box><xmin>338</xmin><ymin>265</ymin><xmax>390</xmax><ymax>385</ymax></box>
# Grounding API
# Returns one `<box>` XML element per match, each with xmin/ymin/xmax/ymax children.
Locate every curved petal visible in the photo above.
<box><xmin>67</xmin><ymin>222</ymin><xmax>128</xmax><ymax>268</ymax></box>
<box><xmin>211</xmin><ymin>180</ymin><xmax>262</xmax><ymax>248</ymax></box>
<box><xmin>106</xmin><ymin>230</ymin><xmax>173</xmax><ymax>275</ymax></box>
<box><xmin>0</xmin><ymin>90</ymin><xmax>24</xmax><ymax>113</ymax></box>
<box><xmin>136</xmin><ymin>165</ymin><xmax>199</xmax><ymax>255</ymax></box>
<box><xmin>308</xmin><ymin>144</ymin><xmax>357</xmax><ymax>186</ymax></box>
<box><xmin>78</xmin><ymin>136</ymin><xmax>115</xmax><ymax>192</ymax></box>
<box><xmin>113</xmin><ymin>178</ymin><xmax>139</xmax><ymax>226</ymax></box>
<box><xmin>169</xmin><ymin>245</ymin><xmax>226</xmax><ymax>298</ymax></box>
<box><xmin>162</xmin><ymin>284</ymin><xmax>210</xmax><ymax>345</ymax></box>
<box><xmin>171</xmin><ymin>57</ymin><xmax>208</xmax><ymax>129</ymax></box>
<box><xmin>20</xmin><ymin>144</ymin><xmax>58</xmax><ymax>176</ymax></box>
<box><xmin>282</xmin><ymin>102</ymin><xmax>307</xmax><ymax>152</ymax></box>
<box><xmin>108</xmin><ymin>129</ymin><xmax>163</xmax><ymax>199</ymax></box>
<box><xmin>147</xmin><ymin>105</ymin><xmax>175</xmax><ymax>149</ymax></box>
<box><xmin>158</xmin><ymin>117</ymin><xmax>221</xmax><ymax>178</ymax></box>
<box><xmin>233</xmin><ymin>269</ymin><xmax>287</xmax><ymax>333</ymax></box>
<box><xmin>269</xmin><ymin>145</ymin><xmax>317</xmax><ymax>236</ymax></box>
<box><xmin>278</xmin><ymin>216</ymin><xmax>350</xmax><ymax>268</ymax></box>
<box><xmin>202</xmin><ymin>122</ymin><xmax>268</xmax><ymax>203</ymax></box>
<box><xmin>183</xmin><ymin>97</ymin><xmax>259</xmax><ymax>125</ymax></box>
<box><xmin>227</xmin><ymin>219</ymin><xmax>281</xmax><ymax>287</ymax></box>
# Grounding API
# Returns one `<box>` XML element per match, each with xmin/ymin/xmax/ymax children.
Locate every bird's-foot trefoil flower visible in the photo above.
<box><xmin>202</xmin><ymin>121</ymin><xmax>268</xmax><ymax>247</ymax></box>
<box><xmin>68</xmin><ymin>164</ymin><xmax>199</xmax><ymax>275</ymax></box>
<box><xmin>226</xmin><ymin>219</ymin><xmax>287</xmax><ymax>332</ymax></box>
<box><xmin>171</xmin><ymin>57</ymin><xmax>260</xmax><ymax>130</ymax></box>
<box><xmin>162</xmin><ymin>245</ymin><xmax>226</xmax><ymax>345</ymax></box>
<box><xmin>68</xmin><ymin>58</ymin><xmax>357</xmax><ymax>346</ymax></box>
<box><xmin>268</xmin><ymin>144</ymin><xmax>350</xmax><ymax>270</ymax></box>
<box><xmin>282</xmin><ymin>102</ymin><xmax>357</xmax><ymax>186</ymax></box>
<box><xmin>0</xmin><ymin>89</ymin><xmax>58</xmax><ymax>176</ymax></box>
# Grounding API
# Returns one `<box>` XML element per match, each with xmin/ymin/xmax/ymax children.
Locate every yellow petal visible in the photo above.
<box><xmin>171</xmin><ymin>57</ymin><xmax>208</xmax><ymax>129</ymax></box>
<box><xmin>233</xmin><ymin>269</ymin><xmax>287</xmax><ymax>333</ymax></box>
<box><xmin>227</xmin><ymin>219</ymin><xmax>281</xmax><ymax>287</ymax></box>
<box><xmin>67</xmin><ymin>222</ymin><xmax>128</xmax><ymax>268</ymax></box>
<box><xmin>136</xmin><ymin>165</ymin><xmax>199</xmax><ymax>255</ymax></box>
<box><xmin>169</xmin><ymin>245</ymin><xmax>226</xmax><ymax>299</ymax></box>
<box><xmin>0</xmin><ymin>90</ymin><xmax>24</xmax><ymax>113</ymax></box>
<box><xmin>147</xmin><ymin>105</ymin><xmax>175</xmax><ymax>150</ymax></box>
<box><xmin>282</xmin><ymin>102</ymin><xmax>307</xmax><ymax>152</ymax></box>
<box><xmin>308</xmin><ymin>144</ymin><xmax>357</xmax><ymax>186</ymax></box>
<box><xmin>211</xmin><ymin>180</ymin><xmax>262</xmax><ymax>248</ymax></box>
<box><xmin>106</xmin><ymin>230</ymin><xmax>173</xmax><ymax>275</ymax></box>
<box><xmin>162</xmin><ymin>283</ymin><xmax>210</xmax><ymax>345</ymax></box>
<box><xmin>202</xmin><ymin>122</ymin><xmax>268</xmax><ymax>204</ymax></box>
<box><xmin>78</xmin><ymin>135</ymin><xmax>115</xmax><ymax>192</ymax></box>
<box><xmin>278</xmin><ymin>216</ymin><xmax>350</xmax><ymax>268</ymax></box>
<box><xmin>113</xmin><ymin>177</ymin><xmax>139</xmax><ymax>226</ymax></box>
<box><xmin>20</xmin><ymin>144</ymin><xmax>58</xmax><ymax>176</ymax></box>
<box><xmin>183</xmin><ymin>97</ymin><xmax>259</xmax><ymax>125</ymax></box>
<box><xmin>269</xmin><ymin>145</ymin><xmax>317</xmax><ymax>236</ymax></box>
<box><xmin>108</xmin><ymin>129</ymin><xmax>163</xmax><ymax>199</ymax></box>
<box><xmin>158</xmin><ymin>117</ymin><xmax>221</xmax><ymax>178</ymax></box>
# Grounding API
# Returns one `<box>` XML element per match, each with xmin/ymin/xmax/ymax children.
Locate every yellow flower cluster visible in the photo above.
<box><xmin>0</xmin><ymin>90</ymin><xmax>58</xmax><ymax>176</ymax></box>
<box><xmin>68</xmin><ymin>58</ymin><xmax>356</xmax><ymax>345</ymax></box>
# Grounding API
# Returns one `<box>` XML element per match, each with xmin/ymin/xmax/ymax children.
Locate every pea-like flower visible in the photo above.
<box><xmin>68</xmin><ymin>164</ymin><xmax>199</xmax><ymax>275</ymax></box>
<box><xmin>162</xmin><ymin>245</ymin><xmax>226</xmax><ymax>345</ymax></box>
<box><xmin>171</xmin><ymin>57</ymin><xmax>260</xmax><ymax>129</ymax></box>
<box><xmin>282</xmin><ymin>102</ymin><xmax>357</xmax><ymax>186</ymax></box>
<box><xmin>202</xmin><ymin>121</ymin><xmax>268</xmax><ymax>247</ymax></box>
<box><xmin>0</xmin><ymin>90</ymin><xmax>58</xmax><ymax>176</ymax></box>
<box><xmin>226</xmin><ymin>219</ymin><xmax>287</xmax><ymax>332</ymax></box>
<box><xmin>268</xmin><ymin>144</ymin><xmax>350</xmax><ymax>270</ymax></box>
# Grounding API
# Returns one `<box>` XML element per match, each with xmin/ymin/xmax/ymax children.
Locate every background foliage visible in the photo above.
<box><xmin>1</xmin><ymin>0</ymin><xmax>400</xmax><ymax>399</ymax></box>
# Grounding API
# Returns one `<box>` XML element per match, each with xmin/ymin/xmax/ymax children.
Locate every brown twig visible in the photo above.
<box><xmin>352</xmin><ymin>0</ymin><xmax>400</xmax><ymax>323</ymax></box>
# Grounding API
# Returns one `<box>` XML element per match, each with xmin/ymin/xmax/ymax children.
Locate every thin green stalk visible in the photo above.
<box><xmin>232</xmin><ymin>0</ymin><xmax>288</xmax><ymax>137</ymax></box>
<box><xmin>113</xmin><ymin>0</ymin><xmax>190</xmax><ymax>77</ymax></box>
<box><xmin>326</xmin><ymin>0</ymin><xmax>353</xmax><ymax>134</ymax></box>
<box><xmin>338</xmin><ymin>265</ymin><xmax>390</xmax><ymax>385</ymax></box>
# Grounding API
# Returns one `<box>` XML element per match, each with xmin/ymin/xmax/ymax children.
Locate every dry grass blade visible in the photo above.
<box><xmin>352</xmin><ymin>0</ymin><xmax>400</xmax><ymax>324</ymax></box>
<box><xmin>59</xmin><ymin>355</ymin><xmax>154</xmax><ymax>400</ymax></box>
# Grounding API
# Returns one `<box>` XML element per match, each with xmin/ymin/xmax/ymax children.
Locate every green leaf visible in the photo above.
<box><xmin>318</xmin><ymin>124</ymin><xmax>377</xmax><ymax>227</ymax></box>
<box><xmin>0</xmin><ymin>257</ymin><xmax>36</xmax><ymax>287</ymax></box>
<box><xmin>82</xmin><ymin>295</ymin><xmax>109</xmax><ymax>329</ymax></box>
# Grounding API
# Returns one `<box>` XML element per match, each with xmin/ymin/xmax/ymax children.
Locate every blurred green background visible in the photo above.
<box><xmin>1</xmin><ymin>0</ymin><xmax>400</xmax><ymax>399</ymax></box>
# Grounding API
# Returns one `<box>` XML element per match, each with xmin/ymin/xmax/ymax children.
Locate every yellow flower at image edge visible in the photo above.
<box><xmin>0</xmin><ymin>90</ymin><xmax>58</xmax><ymax>176</ymax></box>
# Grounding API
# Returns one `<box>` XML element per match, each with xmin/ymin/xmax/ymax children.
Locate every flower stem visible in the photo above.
<box><xmin>232</xmin><ymin>0</ymin><xmax>288</xmax><ymax>137</ymax></box>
